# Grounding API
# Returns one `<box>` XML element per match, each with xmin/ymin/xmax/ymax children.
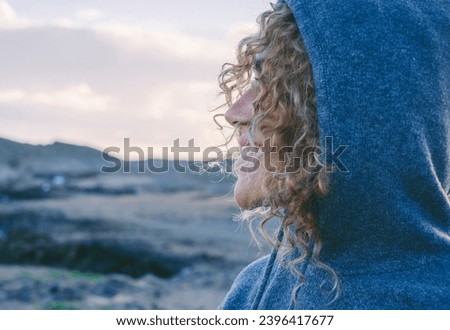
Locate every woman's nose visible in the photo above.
<box><xmin>224</xmin><ymin>88</ymin><xmax>256</xmax><ymax>126</ymax></box>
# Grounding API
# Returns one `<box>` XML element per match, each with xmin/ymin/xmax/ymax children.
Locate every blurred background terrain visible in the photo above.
<box><xmin>0</xmin><ymin>137</ymin><xmax>272</xmax><ymax>309</ymax></box>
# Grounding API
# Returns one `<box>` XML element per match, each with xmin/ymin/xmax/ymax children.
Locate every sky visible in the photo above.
<box><xmin>0</xmin><ymin>0</ymin><xmax>270</xmax><ymax>159</ymax></box>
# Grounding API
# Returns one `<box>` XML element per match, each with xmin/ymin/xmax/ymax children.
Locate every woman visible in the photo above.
<box><xmin>218</xmin><ymin>0</ymin><xmax>450</xmax><ymax>309</ymax></box>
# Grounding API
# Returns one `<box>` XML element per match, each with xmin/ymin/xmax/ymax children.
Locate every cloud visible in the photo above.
<box><xmin>76</xmin><ymin>9</ymin><xmax>104</xmax><ymax>21</ymax></box>
<box><xmin>0</xmin><ymin>83</ymin><xmax>115</xmax><ymax>112</ymax></box>
<box><xmin>145</xmin><ymin>81</ymin><xmax>217</xmax><ymax>119</ymax></box>
<box><xmin>226</xmin><ymin>21</ymin><xmax>259</xmax><ymax>43</ymax></box>
<box><xmin>0</xmin><ymin>0</ymin><xmax>261</xmax><ymax>159</ymax></box>
<box><xmin>96</xmin><ymin>24</ymin><xmax>229</xmax><ymax>61</ymax></box>
<box><xmin>0</xmin><ymin>0</ymin><xmax>29</xmax><ymax>29</ymax></box>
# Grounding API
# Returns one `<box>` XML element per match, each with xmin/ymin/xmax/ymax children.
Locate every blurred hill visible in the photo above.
<box><xmin>0</xmin><ymin>137</ymin><xmax>104</xmax><ymax>176</ymax></box>
<box><xmin>0</xmin><ymin>137</ymin><xmax>234</xmax><ymax>200</ymax></box>
<box><xmin>0</xmin><ymin>137</ymin><xmax>270</xmax><ymax>309</ymax></box>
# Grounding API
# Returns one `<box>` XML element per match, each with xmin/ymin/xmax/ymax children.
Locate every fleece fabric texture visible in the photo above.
<box><xmin>220</xmin><ymin>0</ymin><xmax>450</xmax><ymax>309</ymax></box>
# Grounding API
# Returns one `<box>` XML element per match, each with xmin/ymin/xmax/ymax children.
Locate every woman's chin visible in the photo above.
<box><xmin>233</xmin><ymin>183</ymin><xmax>263</xmax><ymax>210</ymax></box>
<box><xmin>233</xmin><ymin>158</ymin><xmax>265</xmax><ymax>209</ymax></box>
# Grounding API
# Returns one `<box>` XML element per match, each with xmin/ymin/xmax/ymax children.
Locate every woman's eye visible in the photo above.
<box><xmin>251</xmin><ymin>76</ymin><xmax>260</xmax><ymax>87</ymax></box>
<box><xmin>253</xmin><ymin>58</ymin><xmax>262</xmax><ymax>74</ymax></box>
<box><xmin>252</xmin><ymin>57</ymin><xmax>263</xmax><ymax>78</ymax></box>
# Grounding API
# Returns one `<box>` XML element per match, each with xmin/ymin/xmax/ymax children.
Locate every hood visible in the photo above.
<box><xmin>219</xmin><ymin>0</ymin><xmax>450</xmax><ymax>309</ymax></box>
<box><xmin>283</xmin><ymin>0</ymin><xmax>450</xmax><ymax>273</ymax></box>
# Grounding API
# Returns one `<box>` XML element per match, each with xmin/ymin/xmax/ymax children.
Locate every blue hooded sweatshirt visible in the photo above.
<box><xmin>220</xmin><ymin>0</ymin><xmax>450</xmax><ymax>309</ymax></box>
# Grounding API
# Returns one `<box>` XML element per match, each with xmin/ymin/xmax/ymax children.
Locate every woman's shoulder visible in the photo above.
<box><xmin>218</xmin><ymin>254</ymin><xmax>272</xmax><ymax>310</ymax></box>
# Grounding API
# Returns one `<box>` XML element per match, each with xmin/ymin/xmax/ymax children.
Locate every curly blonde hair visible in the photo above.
<box><xmin>217</xmin><ymin>2</ymin><xmax>338</xmax><ymax>297</ymax></box>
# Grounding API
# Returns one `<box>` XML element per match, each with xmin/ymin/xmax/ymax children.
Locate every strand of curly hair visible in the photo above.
<box><xmin>217</xmin><ymin>2</ymin><xmax>339</xmax><ymax>301</ymax></box>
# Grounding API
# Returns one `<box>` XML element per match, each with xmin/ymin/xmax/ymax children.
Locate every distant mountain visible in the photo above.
<box><xmin>0</xmin><ymin>137</ymin><xmax>234</xmax><ymax>200</ymax></box>
<box><xmin>0</xmin><ymin>137</ymin><xmax>105</xmax><ymax>168</ymax></box>
<box><xmin>0</xmin><ymin>138</ymin><xmax>111</xmax><ymax>199</ymax></box>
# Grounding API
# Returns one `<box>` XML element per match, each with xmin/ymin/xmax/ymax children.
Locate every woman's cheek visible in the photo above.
<box><xmin>233</xmin><ymin>148</ymin><xmax>265</xmax><ymax>209</ymax></box>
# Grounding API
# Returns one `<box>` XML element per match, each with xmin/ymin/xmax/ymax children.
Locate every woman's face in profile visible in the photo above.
<box><xmin>224</xmin><ymin>87</ymin><xmax>266</xmax><ymax>209</ymax></box>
